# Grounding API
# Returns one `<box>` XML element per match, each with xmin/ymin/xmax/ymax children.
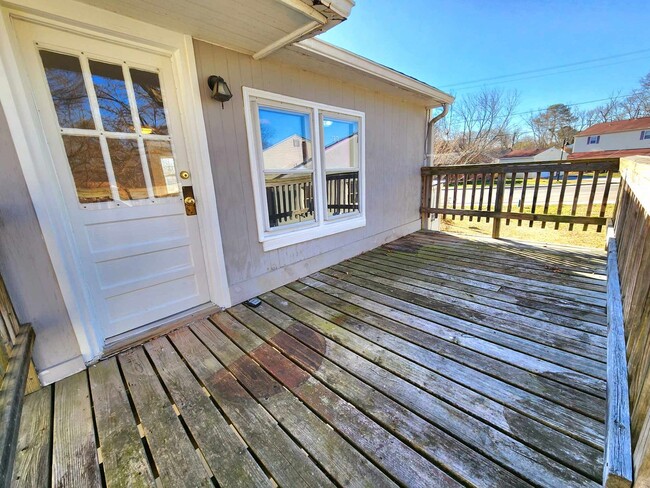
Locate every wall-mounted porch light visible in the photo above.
<box><xmin>208</xmin><ymin>75</ymin><xmax>233</xmax><ymax>108</ymax></box>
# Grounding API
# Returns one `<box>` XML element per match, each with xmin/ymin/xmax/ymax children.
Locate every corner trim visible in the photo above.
<box><xmin>37</xmin><ymin>354</ymin><xmax>86</xmax><ymax>386</ymax></box>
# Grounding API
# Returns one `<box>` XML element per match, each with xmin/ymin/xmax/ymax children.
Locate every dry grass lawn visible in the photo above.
<box><xmin>440</xmin><ymin>204</ymin><xmax>615</xmax><ymax>249</ymax></box>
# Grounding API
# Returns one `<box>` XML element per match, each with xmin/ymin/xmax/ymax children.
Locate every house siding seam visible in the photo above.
<box><xmin>193</xmin><ymin>39</ymin><xmax>427</xmax><ymax>302</ymax></box>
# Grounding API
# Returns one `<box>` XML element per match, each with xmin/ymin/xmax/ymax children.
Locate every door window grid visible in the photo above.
<box><xmin>39</xmin><ymin>48</ymin><xmax>179</xmax><ymax>208</ymax></box>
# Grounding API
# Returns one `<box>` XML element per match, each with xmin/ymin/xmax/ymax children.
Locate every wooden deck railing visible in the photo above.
<box><xmin>420</xmin><ymin>158</ymin><xmax>620</xmax><ymax>238</ymax></box>
<box><xmin>609</xmin><ymin>156</ymin><xmax>650</xmax><ymax>486</ymax></box>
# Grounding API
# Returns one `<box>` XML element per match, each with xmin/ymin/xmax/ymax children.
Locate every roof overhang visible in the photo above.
<box><xmin>273</xmin><ymin>38</ymin><xmax>454</xmax><ymax>108</ymax></box>
<box><xmin>58</xmin><ymin>0</ymin><xmax>355</xmax><ymax>59</ymax></box>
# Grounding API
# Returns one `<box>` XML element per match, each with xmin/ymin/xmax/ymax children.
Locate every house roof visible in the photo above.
<box><xmin>283</xmin><ymin>39</ymin><xmax>454</xmax><ymax>108</ymax></box>
<box><xmin>500</xmin><ymin>149</ymin><xmax>545</xmax><ymax>159</ymax></box>
<box><xmin>568</xmin><ymin>148</ymin><xmax>650</xmax><ymax>160</ymax></box>
<box><xmin>577</xmin><ymin>117</ymin><xmax>650</xmax><ymax>136</ymax></box>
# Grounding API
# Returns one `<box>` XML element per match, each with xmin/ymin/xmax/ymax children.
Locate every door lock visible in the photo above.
<box><xmin>182</xmin><ymin>186</ymin><xmax>197</xmax><ymax>216</ymax></box>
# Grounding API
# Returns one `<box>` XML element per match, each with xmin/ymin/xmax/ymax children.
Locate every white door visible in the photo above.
<box><xmin>15</xmin><ymin>20</ymin><xmax>211</xmax><ymax>342</ymax></box>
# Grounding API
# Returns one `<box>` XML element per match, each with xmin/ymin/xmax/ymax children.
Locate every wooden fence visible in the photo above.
<box><xmin>266</xmin><ymin>171</ymin><xmax>359</xmax><ymax>227</ymax></box>
<box><xmin>420</xmin><ymin>158</ymin><xmax>620</xmax><ymax>238</ymax></box>
<box><xmin>611</xmin><ymin>157</ymin><xmax>650</xmax><ymax>485</ymax></box>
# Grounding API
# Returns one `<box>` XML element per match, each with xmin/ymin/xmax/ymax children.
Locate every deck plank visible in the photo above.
<box><xmin>118</xmin><ymin>347</ymin><xmax>212</xmax><ymax>488</ymax></box>
<box><xmin>12</xmin><ymin>386</ymin><xmax>52</xmax><ymax>487</ymax></box>
<box><xmin>52</xmin><ymin>371</ymin><xmax>101</xmax><ymax>488</ymax></box>
<box><xmin>143</xmin><ymin>336</ymin><xmax>275</xmax><ymax>488</ymax></box>
<box><xmin>168</xmin><ymin>325</ymin><xmax>335</xmax><ymax>488</ymax></box>
<box><xmin>88</xmin><ymin>357</ymin><xmax>155</xmax><ymax>488</ymax></box>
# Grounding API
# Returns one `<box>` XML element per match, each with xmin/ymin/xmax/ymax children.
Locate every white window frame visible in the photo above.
<box><xmin>243</xmin><ymin>87</ymin><xmax>365</xmax><ymax>251</ymax></box>
<box><xmin>587</xmin><ymin>135</ymin><xmax>600</xmax><ymax>145</ymax></box>
<box><xmin>641</xmin><ymin>130</ymin><xmax>650</xmax><ymax>140</ymax></box>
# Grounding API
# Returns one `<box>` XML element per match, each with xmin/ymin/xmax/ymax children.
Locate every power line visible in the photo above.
<box><xmin>441</xmin><ymin>47</ymin><xmax>650</xmax><ymax>89</ymax></box>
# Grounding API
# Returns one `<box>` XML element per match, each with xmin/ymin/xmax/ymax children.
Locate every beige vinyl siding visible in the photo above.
<box><xmin>194</xmin><ymin>40</ymin><xmax>427</xmax><ymax>303</ymax></box>
<box><xmin>0</xmin><ymin>103</ymin><xmax>82</xmax><ymax>372</ymax></box>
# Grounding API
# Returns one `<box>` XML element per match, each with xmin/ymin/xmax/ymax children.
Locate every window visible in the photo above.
<box><xmin>587</xmin><ymin>135</ymin><xmax>600</xmax><ymax>145</ymax></box>
<box><xmin>39</xmin><ymin>50</ymin><xmax>178</xmax><ymax>207</ymax></box>
<box><xmin>641</xmin><ymin>130</ymin><xmax>650</xmax><ymax>140</ymax></box>
<box><xmin>244</xmin><ymin>88</ymin><xmax>365</xmax><ymax>251</ymax></box>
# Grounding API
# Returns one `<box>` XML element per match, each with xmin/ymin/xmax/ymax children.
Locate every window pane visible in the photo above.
<box><xmin>323</xmin><ymin>117</ymin><xmax>359</xmax><ymax>170</ymax></box>
<box><xmin>107</xmin><ymin>139</ymin><xmax>147</xmax><ymax>200</ymax></box>
<box><xmin>326</xmin><ymin>170</ymin><xmax>360</xmax><ymax>218</ymax></box>
<box><xmin>61</xmin><ymin>136</ymin><xmax>112</xmax><ymax>203</ymax></box>
<box><xmin>40</xmin><ymin>51</ymin><xmax>95</xmax><ymax>130</ymax></box>
<box><xmin>144</xmin><ymin>140</ymin><xmax>179</xmax><ymax>197</ymax></box>
<box><xmin>89</xmin><ymin>60</ymin><xmax>134</xmax><ymax>133</ymax></box>
<box><xmin>259</xmin><ymin>106</ymin><xmax>312</xmax><ymax>170</ymax></box>
<box><xmin>265</xmin><ymin>173</ymin><xmax>315</xmax><ymax>228</ymax></box>
<box><xmin>130</xmin><ymin>69</ymin><xmax>168</xmax><ymax>135</ymax></box>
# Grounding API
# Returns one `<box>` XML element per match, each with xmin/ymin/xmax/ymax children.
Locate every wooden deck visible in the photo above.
<box><xmin>12</xmin><ymin>231</ymin><xmax>608</xmax><ymax>488</ymax></box>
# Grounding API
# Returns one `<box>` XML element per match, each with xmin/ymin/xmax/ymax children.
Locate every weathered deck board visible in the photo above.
<box><xmin>13</xmin><ymin>231</ymin><xmax>608</xmax><ymax>487</ymax></box>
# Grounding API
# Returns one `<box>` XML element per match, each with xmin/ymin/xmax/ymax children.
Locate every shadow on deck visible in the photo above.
<box><xmin>13</xmin><ymin>231</ymin><xmax>607</xmax><ymax>488</ymax></box>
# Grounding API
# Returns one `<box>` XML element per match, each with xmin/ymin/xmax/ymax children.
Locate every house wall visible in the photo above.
<box><xmin>0</xmin><ymin>102</ymin><xmax>82</xmax><ymax>376</ymax></box>
<box><xmin>574</xmin><ymin>130</ymin><xmax>650</xmax><ymax>153</ymax></box>
<box><xmin>193</xmin><ymin>40</ymin><xmax>427</xmax><ymax>303</ymax></box>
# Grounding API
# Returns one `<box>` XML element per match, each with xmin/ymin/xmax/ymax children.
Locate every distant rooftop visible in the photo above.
<box><xmin>577</xmin><ymin>117</ymin><xmax>650</xmax><ymax>136</ymax></box>
<box><xmin>569</xmin><ymin>148</ymin><xmax>650</xmax><ymax>160</ymax></box>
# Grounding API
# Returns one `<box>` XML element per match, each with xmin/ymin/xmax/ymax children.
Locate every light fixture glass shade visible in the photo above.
<box><xmin>208</xmin><ymin>75</ymin><xmax>233</xmax><ymax>103</ymax></box>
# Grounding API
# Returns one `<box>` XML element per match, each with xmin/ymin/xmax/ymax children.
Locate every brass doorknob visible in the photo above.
<box><xmin>184</xmin><ymin>196</ymin><xmax>195</xmax><ymax>205</ymax></box>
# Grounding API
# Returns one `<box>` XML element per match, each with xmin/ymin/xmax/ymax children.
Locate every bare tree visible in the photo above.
<box><xmin>526</xmin><ymin>104</ymin><xmax>577</xmax><ymax>147</ymax></box>
<box><xmin>434</xmin><ymin>87</ymin><xmax>520</xmax><ymax>165</ymax></box>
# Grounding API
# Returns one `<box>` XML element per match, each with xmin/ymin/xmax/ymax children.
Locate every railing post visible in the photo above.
<box><xmin>492</xmin><ymin>172</ymin><xmax>506</xmax><ymax>239</ymax></box>
<box><xmin>421</xmin><ymin>172</ymin><xmax>432</xmax><ymax>230</ymax></box>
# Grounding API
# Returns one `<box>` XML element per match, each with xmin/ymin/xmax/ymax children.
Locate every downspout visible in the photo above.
<box><xmin>425</xmin><ymin>103</ymin><xmax>449</xmax><ymax>166</ymax></box>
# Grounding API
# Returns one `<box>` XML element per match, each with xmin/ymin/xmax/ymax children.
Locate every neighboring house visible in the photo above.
<box><xmin>570</xmin><ymin>116</ymin><xmax>650</xmax><ymax>159</ymax></box>
<box><xmin>0</xmin><ymin>0</ymin><xmax>453</xmax><ymax>383</ymax></box>
<box><xmin>496</xmin><ymin>147</ymin><xmax>568</xmax><ymax>177</ymax></box>
<box><xmin>496</xmin><ymin>147</ymin><xmax>567</xmax><ymax>164</ymax></box>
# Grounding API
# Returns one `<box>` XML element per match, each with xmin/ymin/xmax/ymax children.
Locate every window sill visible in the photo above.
<box><xmin>261</xmin><ymin>216</ymin><xmax>366</xmax><ymax>252</ymax></box>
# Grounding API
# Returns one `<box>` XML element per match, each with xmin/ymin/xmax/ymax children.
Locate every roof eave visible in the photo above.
<box><xmin>295</xmin><ymin>38</ymin><xmax>454</xmax><ymax>107</ymax></box>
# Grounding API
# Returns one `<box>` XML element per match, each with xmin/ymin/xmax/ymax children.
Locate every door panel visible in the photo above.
<box><xmin>15</xmin><ymin>20</ymin><xmax>211</xmax><ymax>340</ymax></box>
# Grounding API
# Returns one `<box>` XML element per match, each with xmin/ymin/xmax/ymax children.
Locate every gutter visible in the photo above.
<box><xmin>425</xmin><ymin>103</ymin><xmax>449</xmax><ymax>165</ymax></box>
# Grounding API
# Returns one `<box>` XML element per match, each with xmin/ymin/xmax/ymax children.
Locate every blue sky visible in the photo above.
<box><xmin>320</xmin><ymin>0</ymin><xmax>650</xmax><ymax>128</ymax></box>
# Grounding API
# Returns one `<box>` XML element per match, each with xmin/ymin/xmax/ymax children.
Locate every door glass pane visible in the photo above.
<box><xmin>61</xmin><ymin>136</ymin><xmax>112</xmax><ymax>203</ymax></box>
<box><xmin>144</xmin><ymin>140</ymin><xmax>179</xmax><ymax>197</ymax></box>
<box><xmin>258</xmin><ymin>106</ymin><xmax>312</xmax><ymax>170</ymax></box>
<box><xmin>265</xmin><ymin>173</ymin><xmax>315</xmax><ymax>228</ymax></box>
<box><xmin>107</xmin><ymin>139</ymin><xmax>147</xmax><ymax>200</ymax></box>
<box><xmin>89</xmin><ymin>60</ymin><xmax>134</xmax><ymax>133</ymax></box>
<box><xmin>130</xmin><ymin>69</ymin><xmax>168</xmax><ymax>135</ymax></box>
<box><xmin>40</xmin><ymin>51</ymin><xmax>95</xmax><ymax>130</ymax></box>
<box><xmin>323</xmin><ymin>117</ymin><xmax>360</xmax><ymax>217</ymax></box>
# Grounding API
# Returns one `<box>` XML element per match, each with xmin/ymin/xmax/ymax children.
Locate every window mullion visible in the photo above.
<box><xmin>123</xmin><ymin>65</ymin><xmax>155</xmax><ymax>200</ymax></box>
<box><xmin>312</xmin><ymin>107</ymin><xmax>325</xmax><ymax>226</ymax></box>
<box><xmin>79</xmin><ymin>55</ymin><xmax>120</xmax><ymax>202</ymax></box>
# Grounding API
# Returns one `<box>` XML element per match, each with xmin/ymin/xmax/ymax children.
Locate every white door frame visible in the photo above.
<box><xmin>0</xmin><ymin>0</ymin><xmax>232</xmax><ymax>362</ymax></box>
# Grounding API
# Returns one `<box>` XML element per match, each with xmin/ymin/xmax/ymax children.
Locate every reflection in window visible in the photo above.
<box><xmin>61</xmin><ymin>136</ymin><xmax>112</xmax><ymax>203</ymax></box>
<box><xmin>323</xmin><ymin>117</ymin><xmax>360</xmax><ymax>217</ymax></box>
<box><xmin>89</xmin><ymin>60</ymin><xmax>134</xmax><ymax>133</ymax></box>
<box><xmin>265</xmin><ymin>173</ymin><xmax>315</xmax><ymax>228</ymax></box>
<box><xmin>259</xmin><ymin>107</ymin><xmax>312</xmax><ymax>170</ymax></box>
<box><xmin>130</xmin><ymin>69</ymin><xmax>168</xmax><ymax>135</ymax></box>
<box><xmin>40</xmin><ymin>51</ymin><xmax>95</xmax><ymax>130</ymax></box>
<box><xmin>107</xmin><ymin>139</ymin><xmax>147</xmax><ymax>200</ymax></box>
<box><xmin>144</xmin><ymin>140</ymin><xmax>179</xmax><ymax>197</ymax></box>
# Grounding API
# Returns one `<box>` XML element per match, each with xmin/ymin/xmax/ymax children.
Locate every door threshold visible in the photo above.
<box><xmin>101</xmin><ymin>303</ymin><xmax>222</xmax><ymax>358</ymax></box>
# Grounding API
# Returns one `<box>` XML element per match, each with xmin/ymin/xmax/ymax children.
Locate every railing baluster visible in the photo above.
<box><xmin>460</xmin><ymin>173</ymin><xmax>467</xmax><ymax>221</ymax></box>
<box><xmin>597</xmin><ymin>169</ymin><xmax>615</xmax><ymax>232</ymax></box>
<box><xmin>583</xmin><ymin>170</ymin><xmax>601</xmax><ymax>231</ymax></box>
<box><xmin>434</xmin><ymin>174</ymin><xmax>441</xmax><ymax>219</ymax></box>
<box><xmin>541</xmin><ymin>172</ymin><xmax>555</xmax><ymax>229</ymax></box>
<box><xmin>452</xmin><ymin>174</ymin><xmax>458</xmax><ymax>220</ymax></box>
<box><xmin>518</xmin><ymin>171</ymin><xmax>529</xmax><ymax>226</ymax></box>
<box><xmin>529</xmin><ymin>171</ymin><xmax>541</xmax><ymax>228</ymax></box>
<box><xmin>443</xmin><ymin>174</ymin><xmax>449</xmax><ymax>221</ymax></box>
<box><xmin>555</xmin><ymin>170</ymin><xmax>570</xmax><ymax>230</ymax></box>
<box><xmin>568</xmin><ymin>171</ymin><xmax>584</xmax><ymax>231</ymax></box>
<box><xmin>477</xmin><ymin>173</ymin><xmax>486</xmax><ymax>223</ymax></box>
<box><xmin>486</xmin><ymin>172</ymin><xmax>495</xmax><ymax>223</ymax></box>
<box><xmin>505</xmin><ymin>172</ymin><xmax>516</xmax><ymax>225</ymax></box>
<box><xmin>492</xmin><ymin>172</ymin><xmax>506</xmax><ymax>238</ymax></box>
<box><xmin>469</xmin><ymin>174</ymin><xmax>478</xmax><ymax>222</ymax></box>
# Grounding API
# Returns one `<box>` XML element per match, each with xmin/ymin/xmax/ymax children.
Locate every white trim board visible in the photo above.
<box><xmin>0</xmin><ymin>0</ymin><xmax>231</xmax><ymax>366</ymax></box>
<box><xmin>296</xmin><ymin>38</ymin><xmax>454</xmax><ymax>108</ymax></box>
<box><xmin>37</xmin><ymin>354</ymin><xmax>86</xmax><ymax>386</ymax></box>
